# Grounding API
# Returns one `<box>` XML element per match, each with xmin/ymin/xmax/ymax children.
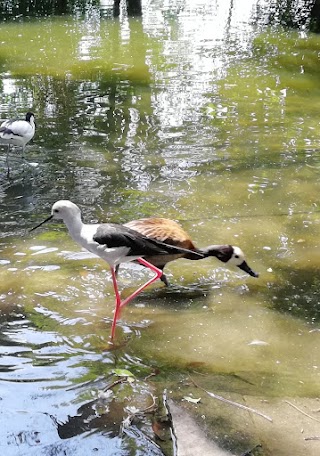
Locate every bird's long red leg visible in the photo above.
<box><xmin>110</xmin><ymin>259</ymin><xmax>163</xmax><ymax>338</ymax></box>
<box><xmin>119</xmin><ymin>258</ymin><xmax>163</xmax><ymax>310</ymax></box>
<box><xmin>110</xmin><ymin>267</ymin><xmax>122</xmax><ymax>339</ymax></box>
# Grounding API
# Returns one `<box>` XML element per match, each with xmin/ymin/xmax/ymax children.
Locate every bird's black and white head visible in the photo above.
<box><xmin>229</xmin><ymin>246</ymin><xmax>258</xmax><ymax>277</ymax></box>
<box><xmin>26</xmin><ymin>112</ymin><xmax>35</xmax><ymax>125</ymax></box>
<box><xmin>213</xmin><ymin>245</ymin><xmax>259</xmax><ymax>278</ymax></box>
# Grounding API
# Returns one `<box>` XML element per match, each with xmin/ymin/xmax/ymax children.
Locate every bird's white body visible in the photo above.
<box><xmin>49</xmin><ymin>201</ymin><xmax>148</xmax><ymax>267</ymax></box>
<box><xmin>69</xmin><ymin>221</ymin><xmax>138</xmax><ymax>267</ymax></box>
<box><xmin>0</xmin><ymin>112</ymin><xmax>35</xmax><ymax>150</ymax></box>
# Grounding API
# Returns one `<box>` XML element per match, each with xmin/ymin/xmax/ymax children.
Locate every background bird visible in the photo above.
<box><xmin>0</xmin><ymin>111</ymin><xmax>35</xmax><ymax>176</ymax></box>
<box><xmin>30</xmin><ymin>200</ymin><xmax>204</xmax><ymax>338</ymax></box>
<box><xmin>121</xmin><ymin>217</ymin><xmax>259</xmax><ymax>285</ymax></box>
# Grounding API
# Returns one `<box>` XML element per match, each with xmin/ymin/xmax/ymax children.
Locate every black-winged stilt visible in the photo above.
<box><xmin>0</xmin><ymin>112</ymin><xmax>35</xmax><ymax>176</ymax></box>
<box><xmin>30</xmin><ymin>200</ymin><xmax>204</xmax><ymax>339</ymax></box>
<box><xmin>121</xmin><ymin>217</ymin><xmax>259</xmax><ymax>285</ymax></box>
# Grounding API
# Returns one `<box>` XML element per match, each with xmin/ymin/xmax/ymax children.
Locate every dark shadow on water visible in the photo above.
<box><xmin>56</xmin><ymin>376</ymin><xmax>170</xmax><ymax>455</ymax></box>
<box><xmin>119</xmin><ymin>280</ymin><xmax>224</xmax><ymax>311</ymax></box>
<box><xmin>57</xmin><ymin>397</ymin><xmax>124</xmax><ymax>439</ymax></box>
<box><xmin>265</xmin><ymin>266</ymin><xmax>320</xmax><ymax>324</ymax></box>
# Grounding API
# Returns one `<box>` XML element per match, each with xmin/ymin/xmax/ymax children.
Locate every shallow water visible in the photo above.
<box><xmin>0</xmin><ymin>0</ymin><xmax>320</xmax><ymax>455</ymax></box>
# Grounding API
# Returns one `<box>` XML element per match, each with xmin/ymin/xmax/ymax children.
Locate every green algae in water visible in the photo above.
<box><xmin>0</xmin><ymin>17</ymin><xmax>151</xmax><ymax>84</ymax></box>
<box><xmin>205</xmin><ymin>29</ymin><xmax>320</xmax><ymax>165</ymax></box>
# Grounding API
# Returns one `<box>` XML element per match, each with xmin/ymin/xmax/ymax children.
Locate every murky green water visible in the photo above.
<box><xmin>0</xmin><ymin>1</ymin><xmax>320</xmax><ymax>455</ymax></box>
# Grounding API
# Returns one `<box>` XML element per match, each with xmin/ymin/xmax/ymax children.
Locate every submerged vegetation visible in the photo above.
<box><xmin>0</xmin><ymin>0</ymin><xmax>320</xmax><ymax>455</ymax></box>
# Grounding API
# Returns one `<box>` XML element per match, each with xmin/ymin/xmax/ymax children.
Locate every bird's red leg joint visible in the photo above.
<box><xmin>119</xmin><ymin>258</ymin><xmax>163</xmax><ymax>310</ymax></box>
<box><xmin>110</xmin><ymin>259</ymin><xmax>163</xmax><ymax>339</ymax></box>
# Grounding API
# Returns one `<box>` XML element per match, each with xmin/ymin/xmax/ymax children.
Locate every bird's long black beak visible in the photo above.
<box><xmin>238</xmin><ymin>260</ymin><xmax>259</xmax><ymax>278</ymax></box>
<box><xmin>29</xmin><ymin>214</ymin><xmax>53</xmax><ymax>232</ymax></box>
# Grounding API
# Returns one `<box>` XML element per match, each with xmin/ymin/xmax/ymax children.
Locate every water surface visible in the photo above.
<box><xmin>0</xmin><ymin>1</ymin><xmax>320</xmax><ymax>455</ymax></box>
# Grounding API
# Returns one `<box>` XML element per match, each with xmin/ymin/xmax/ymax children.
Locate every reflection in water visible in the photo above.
<box><xmin>0</xmin><ymin>0</ymin><xmax>320</xmax><ymax>454</ymax></box>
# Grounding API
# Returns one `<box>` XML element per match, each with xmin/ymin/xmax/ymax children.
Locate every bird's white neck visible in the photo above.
<box><xmin>62</xmin><ymin>215</ymin><xmax>100</xmax><ymax>254</ymax></box>
<box><xmin>63</xmin><ymin>214</ymin><xmax>84</xmax><ymax>242</ymax></box>
<box><xmin>29</xmin><ymin>117</ymin><xmax>35</xmax><ymax>130</ymax></box>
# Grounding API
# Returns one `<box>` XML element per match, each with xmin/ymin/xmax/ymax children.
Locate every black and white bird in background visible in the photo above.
<box><xmin>0</xmin><ymin>111</ymin><xmax>35</xmax><ymax>177</ymax></box>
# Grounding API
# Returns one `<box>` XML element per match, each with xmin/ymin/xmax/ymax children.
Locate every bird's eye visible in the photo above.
<box><xmin>235</xmin><ymin>254</ymin><xmax>239</xmax><ymax>258</ymax></box>
<box><xmin>53</xmin><ymin>209</ymin><xmax>59</xmax><ymax>213</ymax></box>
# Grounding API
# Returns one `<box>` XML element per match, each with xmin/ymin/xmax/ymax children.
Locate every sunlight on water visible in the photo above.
<box><xmin>0</xmin><ymin>0</ymin><xmax>320</xmax><ymax>454</ymax></box>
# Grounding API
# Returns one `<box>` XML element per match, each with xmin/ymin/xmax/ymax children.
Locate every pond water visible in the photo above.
<box><xmin>0</xmin><ymin>0</ymin><xmax>320</xmax><ymax>455</ymax></box>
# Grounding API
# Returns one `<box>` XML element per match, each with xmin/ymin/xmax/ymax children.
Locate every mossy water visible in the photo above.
<box><xmin>0</xmin><ymin>1</ymin><xmax>320</xmax><ymax>455</ymax></box>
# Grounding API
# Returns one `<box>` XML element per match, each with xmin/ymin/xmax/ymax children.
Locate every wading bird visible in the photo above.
<box><xmin>30</xmin><ymin>200</ymin><xmax>205</xmax><ymax>339</ymax></box>
<box><xmin>0</xmin><ymin>112</ymin><xmax>35</xmax><ymax>176</ymax></box>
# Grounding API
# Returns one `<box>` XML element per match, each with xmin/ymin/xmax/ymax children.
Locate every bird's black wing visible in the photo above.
<box><xmin>93</xmin><ymin>223</ymin><xmax>204</xmax><ymax>258</ymax></box>
<box><xmin>0</xmin><ymin>120</ymin><xmax>21</xmax><ymax>137</ymax></box>
<box><xmin>0</xmin><ymin>123</ymin><xmax>14</xmax><ymax>135</ymax></box>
